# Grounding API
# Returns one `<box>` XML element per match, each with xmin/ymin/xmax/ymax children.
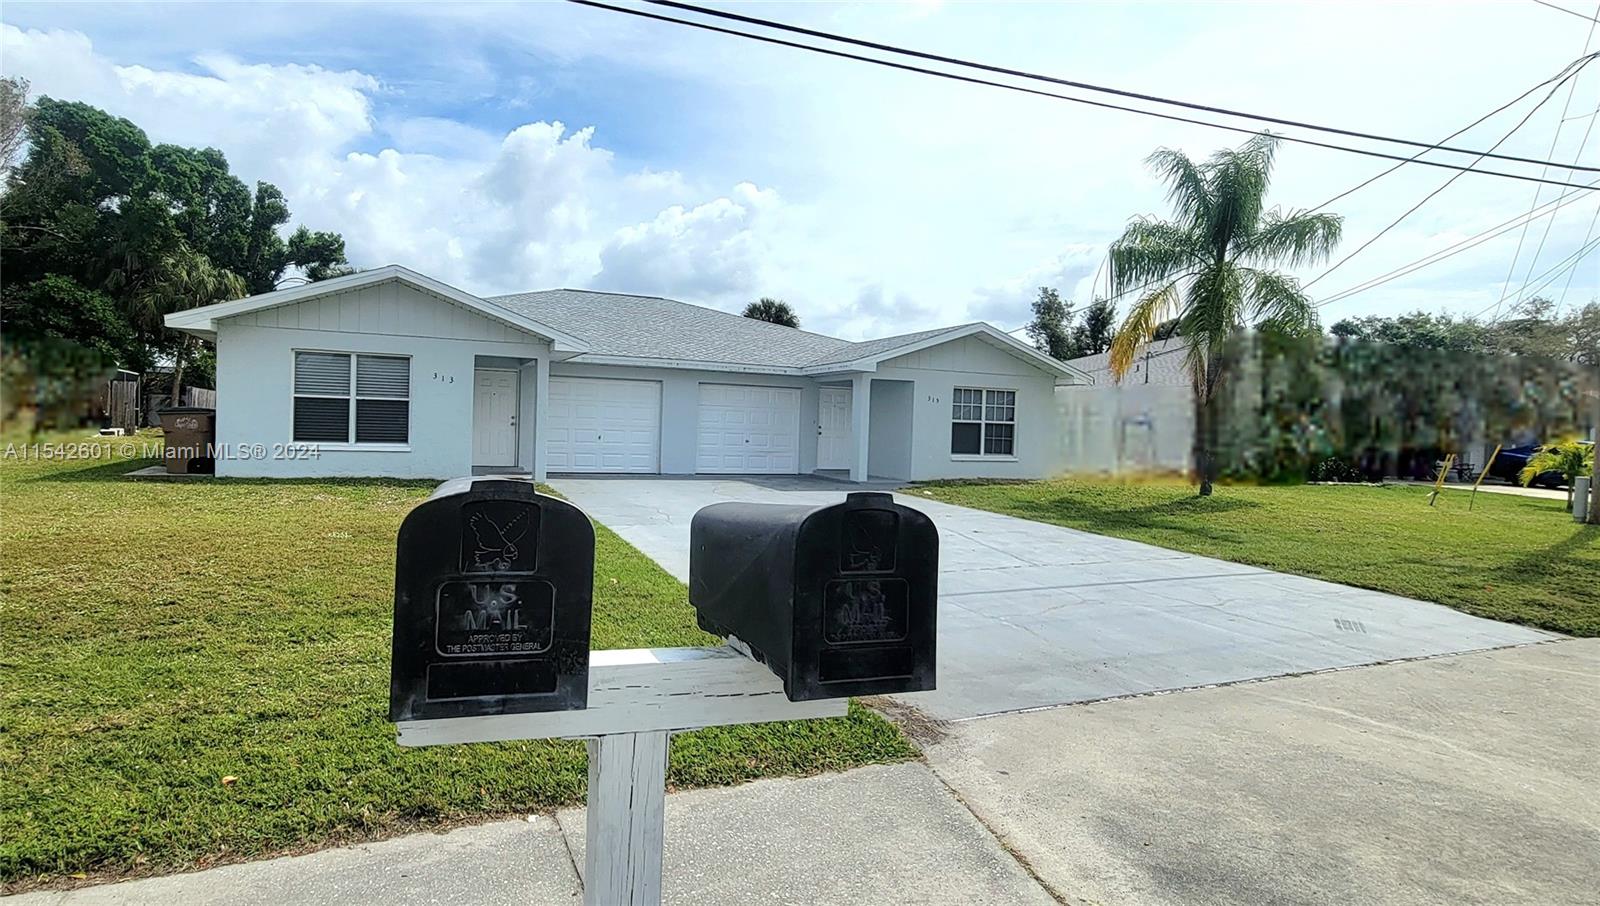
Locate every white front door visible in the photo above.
<box><xmin>695</xmin><ymin>384</ymin><xmax>802</xmax><ymax>474</ymax></box>
<box><xmin>546</xmin><ymin>377</ymin><xmax>661</xmax><ymax>473</ymax></box>
<box><xmin>817</xmin><ymin>386</ymin><xmax>853</xmax><ymax>470</ymax></box>
<box><xmin>472</xmin><ymin>369</ymin><xmax>519</xmax><ymax>467</ymax></box>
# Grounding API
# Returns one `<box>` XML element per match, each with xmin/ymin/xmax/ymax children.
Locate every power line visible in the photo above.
<box><xmin>1482</xmin><ymin>231</ymin><xmax>1600</xmax><ymax>320</ymax></box>
<box><xmin>1303</xmin><ymin>54</ymin><xmax>1597</xmax><ymax>215</ymax></box>
<box><xmin>1315</xmin><ymin>181</ymin><xmax>1599</xmax><ymax>307</ymax></box>
<box><xmin>642</xmin><ymin>0</ymin><xmax>1600</xmax><ymax>173</ymax></box>
<box><xmin>566</xmin><ymin>0</ymin><xmax>1600</xmax><ymax>191</ymax></box>
<box><xmin>1301</xmin><ymin>56</ymin><xmax>1593</xmax><ymax>291</ymax></box>
<box><xmin>1556</xmin><ymin>197</ymin><xmax>1600</xmax><ymax>304</ymax></box>
<box><xmin>1490</xmin><ymin>7</ymin><xmax>1598</xmax><ymax>321</ymax></box>
<box><xmin>1532</xmin><ymin>0</ymin><xmax>1600</xmax><ymax>26</ymax></box>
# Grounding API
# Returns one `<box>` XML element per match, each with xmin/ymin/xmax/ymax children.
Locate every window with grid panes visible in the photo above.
<box><xmin>951</xmin><ymin>388</ymin><xmax>1015</xmax><ymax>456</ymax></box>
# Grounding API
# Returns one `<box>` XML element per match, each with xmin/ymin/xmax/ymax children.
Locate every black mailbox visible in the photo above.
<box><xmin>689</xmin><ymin>492</ymin><xmax>937</xmax><ymax>702</ymax></box>
<box><xmin>389</xmin><ymin>477</ymin><xmax>594</xmax><ymax>722</ymax></box>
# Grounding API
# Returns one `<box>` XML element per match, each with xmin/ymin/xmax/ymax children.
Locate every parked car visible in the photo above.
<box><xmin>1488</xmin><ymin>442</ymin><xmax>1593</xmax><ymax>488</ymax></box>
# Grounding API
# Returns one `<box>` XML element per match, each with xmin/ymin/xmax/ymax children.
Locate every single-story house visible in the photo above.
<box><xmin>164</xmin><ymin>265</ymin><xmax>1089</xmax><ymax>481</ymax></box>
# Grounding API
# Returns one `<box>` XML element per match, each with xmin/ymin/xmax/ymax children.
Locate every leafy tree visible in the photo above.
<box><xmin>0</xmin><ymin>274</ymin><xmax>135</xmax><ymax>363</ymax></box>
<box><xmin>743</xmin><ymin>297</ymin><xmax>800</xmax><ymax>328</ymax></box>
<box><xmin>1025</xmin><ymin>286</ymin><xmax>1075</xmax><ymax>359</ymax></box>
<box><xmin>1071</xmin><ymin>296</ymin><xmax>1118</xmax><ymax>356</ymax></box>
<box><xmin>1105</xmin><ymin>133</ymin><xmax>1343</xmax><ymax>495</ymax></box>
<box><xmin>1</xmin><ymin>77</ymin><xmax>28</xmax><ymax>175</ymax></box>
<box><xmin>1519</xmin><ymin>439</ymin><xmax>1595</xmax><ymax>512</ymax></box>
<box><xmin>0</xmin><ymin>94</ymin><xmax>350</xmax><ymax>383</ymax></box>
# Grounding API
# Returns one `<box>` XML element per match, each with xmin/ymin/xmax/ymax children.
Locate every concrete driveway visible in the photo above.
<box><xmin>549</xmin><ymin>476</ymin><xmax>1553</xmax><ymax>721</ymax></box>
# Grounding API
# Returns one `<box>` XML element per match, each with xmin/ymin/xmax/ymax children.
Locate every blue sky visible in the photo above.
<box><xmin>3</xmin><ymin>1</ymin><xmax>1596</xmax><ymax>339</ymax></box>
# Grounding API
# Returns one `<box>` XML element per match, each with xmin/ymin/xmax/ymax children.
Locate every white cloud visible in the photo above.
<box><xmin>596</xmin><ymin>182</ymin><xmax>783</xmax><ymax>302</ymax></box>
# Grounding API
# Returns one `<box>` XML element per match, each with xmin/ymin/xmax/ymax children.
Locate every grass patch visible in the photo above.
<box><xmin>0</xmin><ymin>433</ymin><xmax>912</xmax><ymax>887</ymax></box>
<box><xmin>915</xmin><ymin>478</ymin><xmax>1598</xmax><ymax>637</ymax></box>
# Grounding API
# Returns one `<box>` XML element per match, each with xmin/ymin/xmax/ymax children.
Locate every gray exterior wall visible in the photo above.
<box><xmin>874</xmin><ymin>335</ymin><xmax>1060</xmax><ymax>481</ymax></box>
<box><xmin>549</xmin><ymin>360</ymin><xmax>821</xmax><ymax>475</ymax></box>
<box><xmin>212</xmin><ymin>282</ymin><xmax>550</xmax><ymax>478</ymax></box>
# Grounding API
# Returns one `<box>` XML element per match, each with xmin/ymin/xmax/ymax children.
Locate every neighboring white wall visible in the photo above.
<box><xmin>213</xmin><ymin>283</ymin><xmax>550</xmax><ymax>478</ymax></box>
<box><xmin>867</xmin><ymin>379</ymin><xmax>914</xmax><ymax>480</ymax></box>
<box><xmin>875</xmin><ymin>335</ymin><xmax>1061</xmax><ymax>481</ymax></box>
<box><xmin>549</xmin><ymin>361</ymin><xmax>820</xmax><ymax>475</ymax></box>
<box><xmin>1057</xmin><ymin>383</ymin><xmax>1193</xmax><ymax>476</ymax></box>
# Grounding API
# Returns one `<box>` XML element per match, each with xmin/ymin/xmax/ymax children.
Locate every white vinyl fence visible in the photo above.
<box><xmin>1054</xmin><ymin>383</ymin><xmax>1193</xmax><ymax>477</ymax></box>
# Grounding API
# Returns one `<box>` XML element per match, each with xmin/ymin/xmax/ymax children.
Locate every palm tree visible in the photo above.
<box><xmin>1519</xmin><ymin>439</ymin><xmax>1595</xmax><ymax>512</ymax></box>
<box><xmin>743</xmin><ymin>297</ymin><xmax>800</xmax><ymax>328</ymax></box>
<box><xmin>1105</xmin><ymin>133</ymin><xmax>1342</xmax><ymax>495</ymax></box>
<box><xmin>136</xmin><ymin>249</ymin><xmax>246</xmax><ymax>409</ymax></box>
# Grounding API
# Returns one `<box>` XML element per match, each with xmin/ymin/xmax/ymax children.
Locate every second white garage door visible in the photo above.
<box><xmin>696</xmin><ymin>384</ymin><xmax>802</xmax><ymax>474</ymax></box>
<box><xmin>547</xmin><ymin>377</ymin><xmax>661</xmax><ymax>473</ymax></box>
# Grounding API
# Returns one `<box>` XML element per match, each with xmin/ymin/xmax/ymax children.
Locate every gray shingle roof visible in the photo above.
<box><xmin>486</xmin><ymin>289</ymin><xmax>1005</xmax><ymax>373</ymax></box>
<box><xmin>804</xmin><ymin>324</ymin><xmax>969</xmax><ymax>367</ymax></box>
<box><xmin>488</xmin><ymin>289</ymin><xmax>852</xmax><ymax>368</ymax></box>
<box><xmin>1064</xmin><ymin>337</ymin><xmax>1191</xmax><ymax>386</ymax></box>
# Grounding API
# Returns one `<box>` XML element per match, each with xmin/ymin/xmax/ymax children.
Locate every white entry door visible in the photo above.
<box><xmin>472</xmin><ymin>369</ymin><xmax>519</xmax><ymax>467</ymax></box>
<box><xmin>546</xmin><ymin>377</ymin><xmax>661</xmax><ymax>473</ymax></box>
<box><xmin>817</xmin><ymin>386</ymin><xmax>853</xmax><ymax>470</ymax></box>
<box><xmin>696</xmin><ymin>384</ymin><xmax>801</xmax><ymax>474</ymax></box>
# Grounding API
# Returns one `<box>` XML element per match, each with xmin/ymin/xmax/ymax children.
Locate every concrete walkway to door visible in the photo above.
<box><xmin>548</xmin><ymin>476</ymin><xmax>1554</xmax><ymax>722</ymax></box>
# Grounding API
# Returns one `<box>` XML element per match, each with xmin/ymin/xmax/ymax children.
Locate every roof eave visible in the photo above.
<box><xmin>162</xmin><ymin>265</ymin><xmax>591</xmax><ymax>353</ymax></box>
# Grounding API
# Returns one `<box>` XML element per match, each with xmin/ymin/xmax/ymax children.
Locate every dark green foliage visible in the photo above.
<box><xmin>1071</xmin><ymin>297</ymin><xmax>1118</xmax><ymax>356</ymax></box>
<box><xmin>1207</xmin><ymin>327</ymin><xmax>1595</xmax><ymax>484</ymax></box>
<box><xmin>1026</xmin><ymin>286</ymin><xmax>1075</xmax><ymax>359</ymax></box>
<box><xmin>742</xmin><ymin>296</ymin><xmax>800</xmax><ymax>328</ymax></box>
<box><xmin>0</xmin><ymin>275</ymin><xmax>136</xmax><ymax>363</ymax></box>
<box><xmin>0</xmin><ymin>93</ymin><xmax>350</xmax><ymax>388</ymax></box>
<box><xmin>1331</xmin><ymin>297</ymin><xmax>1598</xmax><ymax>365</ymax></box>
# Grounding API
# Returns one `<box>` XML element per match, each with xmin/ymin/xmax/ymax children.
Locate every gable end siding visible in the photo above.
<box><xmin>879</xmin><ymin>335</ymin><xmax>1042</xmax><ymax>377</ymax></box>
<box><xmin>223</xmin><ymin>281</ymin><xmax>529</xmax><ymax>344</ymax></box>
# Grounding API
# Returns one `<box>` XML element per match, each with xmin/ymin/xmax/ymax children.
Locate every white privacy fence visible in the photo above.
<box><xmin>1054</xmin><ymin>383</ymin><xmax>1193</xmax><ymax>477</ymax></box>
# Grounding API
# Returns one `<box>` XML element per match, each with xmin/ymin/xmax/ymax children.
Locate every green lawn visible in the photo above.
<box><xmin>917</xmin><ymin>479</ymin><xmax>1599</xmax><ymax>637</ymax></box>
<box><xmin>0</xmin><ymin>434</ymin><xmax>912</xmax><ymax>888</ymax></box>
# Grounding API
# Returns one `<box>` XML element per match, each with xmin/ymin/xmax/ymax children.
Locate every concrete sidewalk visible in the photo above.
<box><xmin>925</xmin><ymin>638</ymin><xmax>1600</xmax><ymax>906</ymax></box>
<box><xmin>6</xmin><ymin>763</ymin><xmax>1051</xmax><ymax>906</ymax></box>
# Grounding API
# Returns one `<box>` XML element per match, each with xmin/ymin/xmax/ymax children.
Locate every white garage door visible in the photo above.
<box><xmin>547</xmin><ymin>377</ymin><xmax>661</xmax><ymax>473</ymax></box>
<box><xmin>696</xmin><ymin>384</ymin><xmax>802</xmax><ymax>474</ymax></box>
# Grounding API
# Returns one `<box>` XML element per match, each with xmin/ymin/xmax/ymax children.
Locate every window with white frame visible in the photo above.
<box><xmin>951</xmin><ymin>388</ymin><xmax>1016</xmax><ymax>456</ymax></box>
<box><xmin>293</xmin><ymin>351</ymin><xmax>410</xmax><ymax>444</ymax></box>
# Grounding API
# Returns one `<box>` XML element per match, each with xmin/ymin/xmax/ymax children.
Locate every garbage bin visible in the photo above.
<box><xmin>159</xmin><ymin>407</ymin><xmax>216</xmax><ymax>474</ymax></box>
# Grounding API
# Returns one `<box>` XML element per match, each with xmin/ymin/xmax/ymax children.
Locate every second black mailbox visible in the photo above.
<box><xmin>689</xmin><ymin>492</ymin><xmax>937</xmax><ymax>702</ymax></box>
<box><xmin>390</xmin><ymin>477</ymin><xmax>594</xmax><ymax>722</ymax></box>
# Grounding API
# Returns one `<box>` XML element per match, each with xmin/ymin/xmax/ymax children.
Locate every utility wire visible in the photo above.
<box><xmin>567</xmin><ymin>0</ymin><xmax>1600</xmax><ymax>191</ymax></box>
<box><xmin>1302</xmin><ymin>54</ymin><xmax>1597</xmax><ymax>215</ymax></box>
<box><xmin>1556</xmin><ymin>196</ymin><xmax>1600</xmax><ymax>305</ymax></box>
<box><xmin>1301</xmin><ymin>55</ymin><xmax>1594</xmax><ymax>291</ymax></box>
<box><xmin>1533</xmin><ymin>0</ymin><xmax>1600</xmax><ymax>26</ymax></box>
<box><xmin>642</xmin><ymin>0</ymin><xmax>1599</xmax><ymax>173</ymax></box>
<box><xmin>1315</xmin><ymin>181</ymin><xmax>1599</xmax><ymax>307</ymax></box>
<box><xmin>1490</xmin><ymin>5</ymin><xmax>1598</xmax><ymax>321</ymax></box>
<box><xmin>1481</xmin><ymin>232</ymin><xmax>1600</xmax><ymax>320</ymax></box>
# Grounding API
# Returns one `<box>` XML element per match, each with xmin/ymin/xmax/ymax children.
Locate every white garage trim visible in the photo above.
<box><xmin>695</xmin><ymin>383</ymin><xmax>802</xmax><ymax>474</ymax></box>
<box><xmin>547</xmin><ymin>377</ymin><xmax>662</xmax><ymax>473</ymax></box>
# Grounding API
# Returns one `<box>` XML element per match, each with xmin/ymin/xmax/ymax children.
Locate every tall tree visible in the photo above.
<box><xmin>1</xmin><ymin>95</ymin><xmax>350</xmax><ymax>373</ymax></box>
<box><xmin>1071</xmin><ymin>297</ymin><xmax>1118</xmax><ymax>356</ymax></box>
<box><xmin>134</xmin><ymin>249</ymin><xmax>247</xmax><ymax>408</ymax></box>
<box><xmin>743</xmin><ymin>297</ymin><xmax>800</xmax><ymax>328</ymax></box>
<box><xmin>1026</xmin><ymin>286</ymin><xmax>1075</xmax><ymax>359</ymax></box>
<box><xmin>1105</xmin><ymin>133</ymin><xmax>1342</xmax><ymax>495</ymax></box>
<box><xmin>0</xmin><ymin>77</ymin><xmax>28</xmax><ymax>177</ymax></box>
